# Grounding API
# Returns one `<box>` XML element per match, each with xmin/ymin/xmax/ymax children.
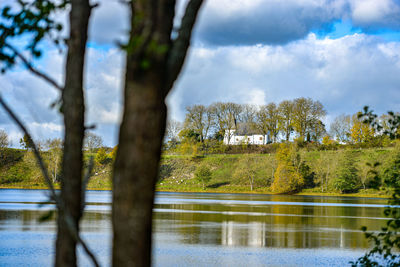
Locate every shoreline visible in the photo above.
<box><xmin>0</xmin><ymin>185</ymin><xmax>390</xmax><ymax>199</ymax></box>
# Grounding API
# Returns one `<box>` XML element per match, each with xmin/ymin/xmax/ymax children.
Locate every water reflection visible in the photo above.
<box><xmin>153</xmin><ymin>198</ymin><xmax>384</xmax><ymax>249</ymax></box>
<box><xmin>0</xmin><ymin>189</ymin><xmax>390</xmax><ymax>266</ymax></box>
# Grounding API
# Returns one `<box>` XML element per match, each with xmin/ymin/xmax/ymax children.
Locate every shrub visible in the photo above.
<box><xmin>271</xmin><ymin>164</ymin><xmax>304</xmax><ymax>194</ymax></box>
<box><xmin>95</xmin><ymin>148</ymin><xmax>108</xmax><ymax>165</ymax></box>
<box><xmin>194</xmin><ymin>164</ymin><xmax>212</xmax><ymax>189</ymax></box>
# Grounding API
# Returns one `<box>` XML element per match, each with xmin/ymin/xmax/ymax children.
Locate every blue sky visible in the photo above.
<box><xmin>1</xmin><ymin>0</ymin><xmax>400</xmax><ymax>147</ymax></box>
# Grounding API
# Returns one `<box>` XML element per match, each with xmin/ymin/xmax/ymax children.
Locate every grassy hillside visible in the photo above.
<box><xmin>157</xmin><ymin>148</ymin><xmax>394</xmax><ymax>196</ymax></box>
<box><xmin>0</xmin><ymin>147</ymin><xmax>397</xmax><ymax>197</ymax></box>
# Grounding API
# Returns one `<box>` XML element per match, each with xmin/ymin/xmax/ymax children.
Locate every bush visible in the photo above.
<box><xmin>1</xmin><ymin>157</ymin><xmax>32</xmax><ymax>184</ymax></box>
<box><xmin>0</xmin><ymin>148</ymin><xmax>24</xmax><ymax>168</ymax></box>
<box><xmin>271</xmin><ymin>164</ymin><xmax>304</xmax><ymax>194</ymax></box>
<box><xmin>95</xmin><ymin>148</ymin><xmax>108</xmax><ymax>165</ymax></box>
<box><xmin>194</xmin><ymin>164</ymin><xmax>212</xmax><ymax>189</ymax></box>
<box><xmin>382</xmin><ymin>151</ymin><xmax>400</xmax><ymax>188</ymax></box>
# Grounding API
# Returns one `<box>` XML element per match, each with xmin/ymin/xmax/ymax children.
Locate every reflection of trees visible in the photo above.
<box><xmin>0</xmin><ymin>210</ymin><xmax>110</xmax><ymax>232</ymax></box>
<box><xmin>153</xmin><ymin>197</ymin><xmax>386</xmax><ymax>250</ymax></box>
<box><xmin>0</xmin><ymin>195</ymin><xmax>389</xmax><ymax>251</ymax></box>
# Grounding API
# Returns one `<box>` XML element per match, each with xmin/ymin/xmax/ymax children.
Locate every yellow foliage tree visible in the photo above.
<box><xmin>351</xmin><ymin>114</ymin><xmax>375</xmax><ymax>143</ymax></box>
<box><xmin>322</xmin><ymin>135</ymin><xmax>335</xmax><ymax>146</ymax></box>
<box><xmin>271</xmin><ymin>143</ymin><xmax>304</xmax><ymax>194</ymax></box>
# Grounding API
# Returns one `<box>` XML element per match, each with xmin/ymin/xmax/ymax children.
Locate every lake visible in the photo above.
<box><xmin>0</xmin><ymin>189</ymin><xmax>389</xmax><ymax>266</ymax></box>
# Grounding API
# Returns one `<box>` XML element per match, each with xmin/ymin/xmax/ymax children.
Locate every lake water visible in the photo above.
<box><xmin>0</xmin><ymin>189</ymin><xmax>390</xmax><ymax>266</ymax></box>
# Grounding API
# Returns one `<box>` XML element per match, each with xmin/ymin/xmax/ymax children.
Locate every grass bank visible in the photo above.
<box><xmin>0</xmin><ymin>147</ymin><xmax>397</xmax><ymax>198</ymax></box>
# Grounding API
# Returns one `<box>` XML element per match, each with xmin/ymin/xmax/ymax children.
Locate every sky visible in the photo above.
<box><xmin>1</xmin><ymin>0</ymin><xmax>400</xmax><ymax>147</ymax></box>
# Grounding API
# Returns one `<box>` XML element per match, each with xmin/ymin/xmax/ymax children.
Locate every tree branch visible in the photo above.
<box><xmin>165</xmin><ymin>0</ymin><xmax>203</xmax><ymax>94</ymax></box>
<box><xmin>5</xmin><ymin>44</ymin><xmax>63</xmax><ymax>91</ymax></box>
<box><xmin>0</xmin><ymin>94</ymin><xmax>59</xmax><ymax>199</ymax></box>
<box><xmin>0</xmin><ymin>94</ymin><xmax>99</xmax><ymax>267</ymax></box>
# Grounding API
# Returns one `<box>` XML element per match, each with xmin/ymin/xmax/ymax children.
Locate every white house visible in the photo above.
<box><xmin>223</xmin><ymin>130</ymin><xmax>271</xmax><ymax>145</ymax></box>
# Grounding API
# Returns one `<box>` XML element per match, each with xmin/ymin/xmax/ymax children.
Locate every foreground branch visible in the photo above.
<box><xmin>5</xmin><ymin>44</ymin><xmax>63</xmax><ymax>91</ymax></box>
<box><xmin>166</xmin><ymin>0</ymin><xmax>203</xmax><ymax>93</ymax></box>
<box><xmin>0</xmin><ymin>95</ymin><xmax>99</xmax><ymax>267</ymax></box>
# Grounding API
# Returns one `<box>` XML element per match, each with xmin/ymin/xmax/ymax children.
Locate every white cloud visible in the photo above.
<box><xmin>2</xmin><ymin>0</ymin><xmax>400</xmax><ymax>147</ymax></box>
<box><xmin>350</xmin><ymin>0</ymin><xmax>400</xmax><ymax>25</ymax></box>
<box><xmin>168</xmin><ymin>33</ymin><xmax>400</xmax><ymax>125</ymax></box>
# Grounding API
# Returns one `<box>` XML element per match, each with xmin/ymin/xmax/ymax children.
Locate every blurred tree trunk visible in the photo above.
<box><xmin>56</xmin><ymin>1</ymin><xmax>91</xmax><ymax>266</ymax></box>
<box><xmin>112</xmin><ymin>0</ymin><xmax>203</xmax><ymax>266</ymax></box>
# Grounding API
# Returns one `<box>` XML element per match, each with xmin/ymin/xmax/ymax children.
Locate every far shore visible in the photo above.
<box><xmin>0</xmin><ymin>185</ymin><xmax>390</xmax><ymax>199</ymax></box>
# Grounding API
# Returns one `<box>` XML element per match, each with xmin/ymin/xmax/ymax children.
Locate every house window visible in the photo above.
<box><xmin>236</xmin><ymin>138</ymin><xmax>239</xmax><ymax>141</ymax></box>
<box><xmin>259</xmin><ymin>137</ymin><xmax>263</xmax><ymax>141</ymax></box>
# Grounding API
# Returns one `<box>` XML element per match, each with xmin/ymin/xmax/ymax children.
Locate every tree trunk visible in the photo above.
<box><xmin>112</xmin><ymin>1</ymin><xmax>203</xmax><ymax>266</ymax></box>
<box><xmin>56</xmin><ymin>1</ymin><xmax>91</xmax><ymax>266</ymax></box>
<box><xmin>112</xmin><ymin>79</ymin><xmax>166</xmax><ymax>266</ymax></box>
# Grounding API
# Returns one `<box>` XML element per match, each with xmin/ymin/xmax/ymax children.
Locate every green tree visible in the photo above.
<box><xmin>292</xmin><ymin>97</ymin><xmax>326</xmax><ymax>141</ymax></box>
<box><xmin>95</xmin><ymin>147</ymin><xmax>108</xmax><ymax>165</ymax></box>
<box><xmin>332</xmin><ymin>151</ymin><xmax>359</xmax><ymax>193</ymax></box>
<box><xmin>271</xmin><ymin>143</ymin><xmax>304</xmax><ymax>194</ymax></box>
<box><xmin>19</xmin><ymin>134</ymin><xmax>31</xmax><ymax>150</ymax></box>
<box><xmin>358</xmin><ymin>154</ymin><xmax>381</xmax><ymax>190</ymax></box>
<box><xmin>195</xmin><ymin>164</ymin><xmax>212</xmax><ymax>189</ymax></box>
<box><xmin>382</xmin><ymin>152</ymin><xmax>400</xmax><ymax>188</ymax></box>
<box><xmin>110</xmin><ymin>146</ymin><xmax>118</xmax><ymax>162</ymax></box>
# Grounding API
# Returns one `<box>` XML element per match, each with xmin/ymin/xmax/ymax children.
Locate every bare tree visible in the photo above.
<box><xmin>278</xmin><ymin>100</ymin><xmax>294</xmax><ymax>141</ymax></box>
<box><xmin>330</xmin><ymin>114</ymin><xmax>352</xmax><ymax>143</ymax></box>
<box><xmin>210</xmin><ymin>102</ymin><xmax>230</xmax><ymax>140</ymax></box>
<box><xmin>0</xmin><ymin>129</ymin><xmax>8</xmax><ymax>149</ymax></box>
<box><xmin>184</xmin><ymin>104</ymin><xmax>214</xmax><ymax>142</ymax></box>
<box><xmin>240</xmin><ymin>104</ymin><xmax>258</xmax><ymax>135</ymax></box>
<box><xmin>45</xmin><ymin>138</ymin><xmax>63</xmax><ymax>183</ymax></box>
<box><xmin>166</xmin><ymin>119</ymin><xmax>182</xmax><ymax>142</ymax></box>
<box><xmin>256</xmin><ymin>103</ymin><xmax>279</xmax><ymax>141</ymax></box>
<box><xmin>84</xmin><ymin>132</ymin><xmax>103</xmax><ymax>152</ymax></box>
<box><xmin>112</xmin><ymin>1</ymin><xmax>204</xmax><ymax>266</ymax></box>
<box><xmin>226</xmin><ymin>102</ymin><xmax>243</xmax><ymax>129</ymax></box>
<box><xmin>209</xmin><ymin>102</ymin><xmax>242</xmax><ymax>144</ymax></box>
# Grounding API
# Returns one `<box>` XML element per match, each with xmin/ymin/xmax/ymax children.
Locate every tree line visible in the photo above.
<box><xmin>165</xmin><ymin>101</ymin><xmax>400</xmax><ymax>154</ymax></box>
<box><xmin>329</xmin><ymin>112</ymin><xmax>398</xmax><ymax>145</ymax></box>
<box><xmin>167</xmin><ymin>97</ymin><xmax>327</xmax><ymax>145</ymax></box>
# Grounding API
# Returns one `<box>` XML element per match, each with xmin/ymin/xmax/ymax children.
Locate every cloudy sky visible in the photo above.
<box><xmin>1</xmin><ymin>0</ymin><xmax>400</xmax><ymax>147</ymax></box>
